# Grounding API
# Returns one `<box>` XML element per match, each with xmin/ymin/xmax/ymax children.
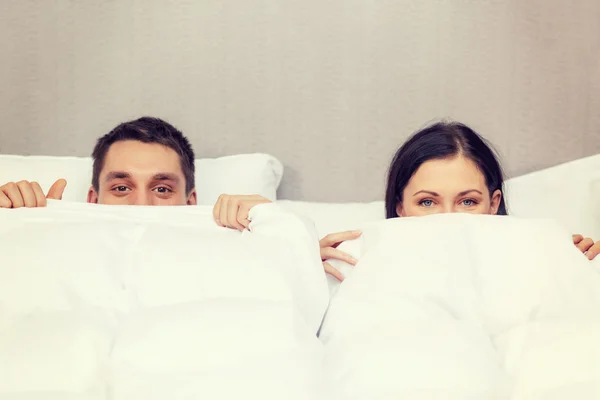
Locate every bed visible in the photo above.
<box><xmin>1</xmin><ymin>152</ymin><xmax>599</xmax><ymax>399</ymax></box>
<box><xmin>2</xmin><ymin>1</ymin><xmax>599</xmax><ymax>396</ymax></box>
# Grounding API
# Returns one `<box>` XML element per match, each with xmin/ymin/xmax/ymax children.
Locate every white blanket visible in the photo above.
<box><xmin>320</xmin><ymin>214</ymin><xmax>600</xmax><ymax>400</ymax></box>
<box><xmin>0</xmin><ymin>202</ymin><xmax>329</xmax><ymax>400</ymax></box>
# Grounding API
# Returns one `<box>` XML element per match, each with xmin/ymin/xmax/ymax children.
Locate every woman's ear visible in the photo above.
<box><xmin>489</xmin><ymin>189</ymin><xmax>502</xmax><ymax>215</ymax></box>
<box><xmin>395</xmin><ymin>202</ymin><xmax>406</xmax><ymax>217</ymax></box>
<box><xmin>87</xmin><ymin>186</ymin><xmax>98</xmax><ymax>204</ymax></box>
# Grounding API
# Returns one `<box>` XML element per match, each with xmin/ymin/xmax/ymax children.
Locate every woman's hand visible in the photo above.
<box><xmin>213</xmin><ymin>194</ymin><xmax>272</xmax><ymax>231</ymax></box>
<box><xmin>319</xmin><ymin>230</ymin><xmax>362</xmax><ymax>281</ymax></box>
<box><xmin>572</xmin><ymin>234</ymin><xmax>600</xmax><ymax>260</ymax></box>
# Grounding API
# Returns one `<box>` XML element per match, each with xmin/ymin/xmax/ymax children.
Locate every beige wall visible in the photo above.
<box><xmin>1</xmin><ymin>0</ymin><xmax>598</xmax><ymax>201</ymax></box>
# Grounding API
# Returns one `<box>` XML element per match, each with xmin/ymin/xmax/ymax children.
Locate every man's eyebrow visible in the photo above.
<box><xmin>104</xmin><ymin>171</ymin><xmax>131</xmax><ymax>182</ymax></box>
<box><xmin>413</xmin><ymin>190</ymin><xmax>440</xmax><ymax>197</ymax></box>
<box><xmin>152</xmin><ymin>173</ymin><xmax>180</xmax><ymax>182</ymax></box>
<box><xmin>458</xmin><ymin>189</ymin><xmax>483</xmax><ymax>196</ymax></box>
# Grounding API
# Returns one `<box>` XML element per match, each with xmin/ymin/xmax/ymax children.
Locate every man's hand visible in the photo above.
<box><xmin>573</xmin><ymin>234</ymin><xmax>600</xmax><ymax>260</ymax></box>
<box><xmin>320</xmin><ymin>230</ymin><xmax>362</xmax><ymax>281</ymax></box>
<box><xmin>0</xmin><ymin>179</ymin><xmax>67</xmax><ymax>208</ymax></box>
<box><xmin>213</xmin><ymin>194</ymin><xmax>272</xmax><ymax>231</ymax></box>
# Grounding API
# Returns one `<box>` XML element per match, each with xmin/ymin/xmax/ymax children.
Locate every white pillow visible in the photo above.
<box><xmin>591</xmin><ymin>177</ymin><xmax>600</xmax><ymax>229</ymax></box>
<box><xmin>195</xmin><ymin>153</ymin><xmax>283</xmax><ymax>204</ymax></box>
<box><xmin>277</xmin><ymin>200</ymin><xmax>384</xmax><ymax>240</ymax></box>
<box><xmin>504</xmin><ymin>153</ymin><xmax>600</xmax><ymax>239</ymax></box>
<box><xmin>0</xmin><ymin>153</ymin><xmax>283</xmax><ymax>205</ymax></box>
<box><xmin>320</xmin><ymin>214</ymin><xmax>600</xmax><ymax>399</ymax></box>
<box><xmin>0</xmin><ymin>202</ymin><xmax>328</xmax><ymax>399</ymax></box>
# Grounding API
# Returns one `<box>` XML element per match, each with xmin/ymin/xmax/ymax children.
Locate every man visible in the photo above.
<box><xmin>0</xmin><ymin>117</ymin><xmax>197</xmax><ymax>207</ymax></box>
<box><xmin>0</xmin><ymin>117</ymin><xmax>269</xmax><ymax>214</ymax></box>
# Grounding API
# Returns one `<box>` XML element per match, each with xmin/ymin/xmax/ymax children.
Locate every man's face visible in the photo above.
<box><xmin>87</xmin><ymin>140</ymin><xmax>197</xmax><ymax>206</ymax></box>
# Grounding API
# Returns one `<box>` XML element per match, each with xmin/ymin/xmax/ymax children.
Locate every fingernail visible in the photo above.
<box><xmin>353</xmin><ymin>230</ymin><xmax>362</xmax><ymax>235</ymax></box>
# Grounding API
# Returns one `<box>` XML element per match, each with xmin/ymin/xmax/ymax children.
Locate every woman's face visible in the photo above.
<box><xmin>396</xmin><ymin>155</ymin><xmax>502</xmax><ymax>217</ymax></box>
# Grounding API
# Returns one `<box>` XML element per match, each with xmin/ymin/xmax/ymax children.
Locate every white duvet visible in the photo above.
<box><xmin>0</xmin><ymin>202</ymin><xmax>329</xmax><ymax>400</ymax></box>
<box><xmin>320</xmin><ymin>214</ymin><xmax>600</xmax><ymax>400</ymax></box>
<box><xmin>2</xmin><ymin>203</ymin><xmax>600</xmax><ymax>400</ymax></box>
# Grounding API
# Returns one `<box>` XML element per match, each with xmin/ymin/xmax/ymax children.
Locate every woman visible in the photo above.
<box><xmin>319</xmin><ymin>120</ymin><xmax>599</xmax><ymax>281</ymax></box>
<box><xmin>214</xmin><ymin>121</ymin><xmax>600</xmax><ymax>280</ymax></box>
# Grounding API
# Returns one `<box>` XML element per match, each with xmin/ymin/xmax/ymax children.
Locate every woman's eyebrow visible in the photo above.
<box><xmin>413</xmin><ymin>190</ymin><xmax>440</xmax><ymax>197</ymax></box>
<box><xmin>457</xmin><ymin>189</ymin><xmax>483</xmax><ymax>196</ymax></box>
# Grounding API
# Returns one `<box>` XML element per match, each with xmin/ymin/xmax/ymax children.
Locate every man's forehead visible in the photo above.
<box><xmin>101</xmin><ymin>140</ymin><xmax>184</xmax><ymax>178</ymax></box>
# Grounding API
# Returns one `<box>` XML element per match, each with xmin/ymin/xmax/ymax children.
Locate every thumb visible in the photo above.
<box><xmin>46</xmin><ymin>179</ymin><xmax>67</xmax><ymax>200</ymax></box>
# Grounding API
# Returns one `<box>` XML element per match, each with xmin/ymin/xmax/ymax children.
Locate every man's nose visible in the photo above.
<box><xmin>130</xmin><ymin>192</ymin><xmax>153</xmax><ymax>206</ymax></box>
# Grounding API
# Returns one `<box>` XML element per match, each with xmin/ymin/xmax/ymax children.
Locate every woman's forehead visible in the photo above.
<box><xmin>407</xmin><ymin>156</ymin><xmax>487</xmax><ymax>190</ymax></box>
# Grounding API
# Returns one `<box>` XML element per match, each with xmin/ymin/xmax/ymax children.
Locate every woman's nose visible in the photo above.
<box><xmin>441</xmin><ymin>204</ymin><xmax>454</xmax><ymax>214</ymax></box>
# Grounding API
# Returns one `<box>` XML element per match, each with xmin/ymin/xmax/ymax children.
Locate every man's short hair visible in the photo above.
<box><xmin>91</xmin><ymin>117</ymin><xmax>196</xmax><ymax>194</ymax></box>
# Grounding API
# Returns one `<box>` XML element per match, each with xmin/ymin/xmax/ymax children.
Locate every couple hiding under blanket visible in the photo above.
<box><xmin>2</xmin><ymin>117</ymin><xmax>599</xmax><ymax>280</ymax></box>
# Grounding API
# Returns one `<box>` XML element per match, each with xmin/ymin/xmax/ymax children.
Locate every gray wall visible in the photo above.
<box><xmin>1</xmin><ymin>0</ymin><xmax>599</xmax><ymax>201</ymax></box>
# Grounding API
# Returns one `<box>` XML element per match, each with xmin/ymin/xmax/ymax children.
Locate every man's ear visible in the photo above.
<box><xmin>87</xmin><ymin>186</ymin><xmax>99</xmax><ymax>204</ymax></box>
<box><xmin>395</xmin><ymin>202</ymin><xmax>406</xmax><ymax>217</ymax></box>
<box><xmin>187</xmin><ymin>189</ymin><xmax>198</xmax><ymax>205</ymax></box>
<box><xmin>490</xmin><ymin>189</ymin><xmax>502</xmax><ymax>215</ymax></box>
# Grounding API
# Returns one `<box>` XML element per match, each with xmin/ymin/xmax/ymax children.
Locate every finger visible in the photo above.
<box><xmin>320</xmin><ymin>247</ymin><xmax>357</xmax><ymax>265</ymax></box>
<box><xmin>319</xmin><ymin>230</ymin><xmax>362</xmax><ymax>248</ymax></box>
<box><xmin>227</xmin><ymin>198</ymin><xmax>245</xmax><ymax>231</ymax></box>
<box><xmin>213</xmin><ymin>195</ymin><xmax>224</xmax><ymax>226</ymax></box>
<box><xmin>237</xmin><ymin>197</ymin><xmax>271</xmax><ymax>230</ymax></box>
<box><xmin>572</xmin><ymin>234</ymin><xmax>584</xmax><ymax>245</ymax></box>
<box><xmin>16</xmin><ymin>180</ymin><xmax>37</xmax><ymax>208</ymax></box>
<box><xmin>0</xmin><ymin>189</ymin><xmax>12</xmax><ymax>208</ymax></box>
<box><xmin>586</xmin><ymin>242</ymin><xmax>600</xmax><ymax>260</ymax></box>
<box><xmin>237</xmin><ymin>203</ymin><xmax>252</xmax><ymax>230</ymax></box>
<box><xmin>2</xmin><ymin>182</ymin><xmax>24</xmax><ymax>208</ymax></box>
<box><xmin>576</xmin><ymin>238</ymin><xmax>594</xmax><ymax>253</ymax></box>
<box><xmin>30</xmin><ymin>182</ymin><xmax>47</xmax><ymax>207</ymax></box>
<box><xmin>323</xmin><ymin>262</ymin><xmax>345</xmax><ymax>282</ymax></box>
<box><xmin>46</xmin><ymin>179</ymin><xmax>67</xmax><ymax>200</ymax></box>
<box><xmin>219</xmin><ymin>195</ymin><xmax>232</xmax><ymax>228</ymax></box>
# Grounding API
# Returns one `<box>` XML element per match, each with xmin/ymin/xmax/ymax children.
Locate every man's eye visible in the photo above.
<box><xmin>419</xmin><ymin>199</ymin><xmax>434</xmax><ymax>207</ymax></box>
<box><xmin>113</xmin><ymin>186</ymin><xmax>129</xmax><ymax>192</ymax></box>
<box><xmin>154</xmin><ymin>187</ymin><xmax>172</xmax><ymax>194</ymax></box>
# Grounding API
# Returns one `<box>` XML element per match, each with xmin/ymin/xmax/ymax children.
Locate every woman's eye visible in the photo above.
<box><xmin>462</xmin><ymin>199</ymin><xmax>477</xmax><ymax>206</ymax></box>
<box><xmin>420</xmin><ymin>199</ymin><xmax>434</xmax><ymax>207</ymax></box>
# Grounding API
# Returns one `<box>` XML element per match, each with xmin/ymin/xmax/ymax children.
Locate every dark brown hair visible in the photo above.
<box><xmin>385</xmin><ymin>121</ymin><xmax>507</xmax><ymax>218</ymax></box>
<box><xmin>91</xmin><ymin>117</ymin><xmax>195</xmax><ymax>194</ymax></box>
